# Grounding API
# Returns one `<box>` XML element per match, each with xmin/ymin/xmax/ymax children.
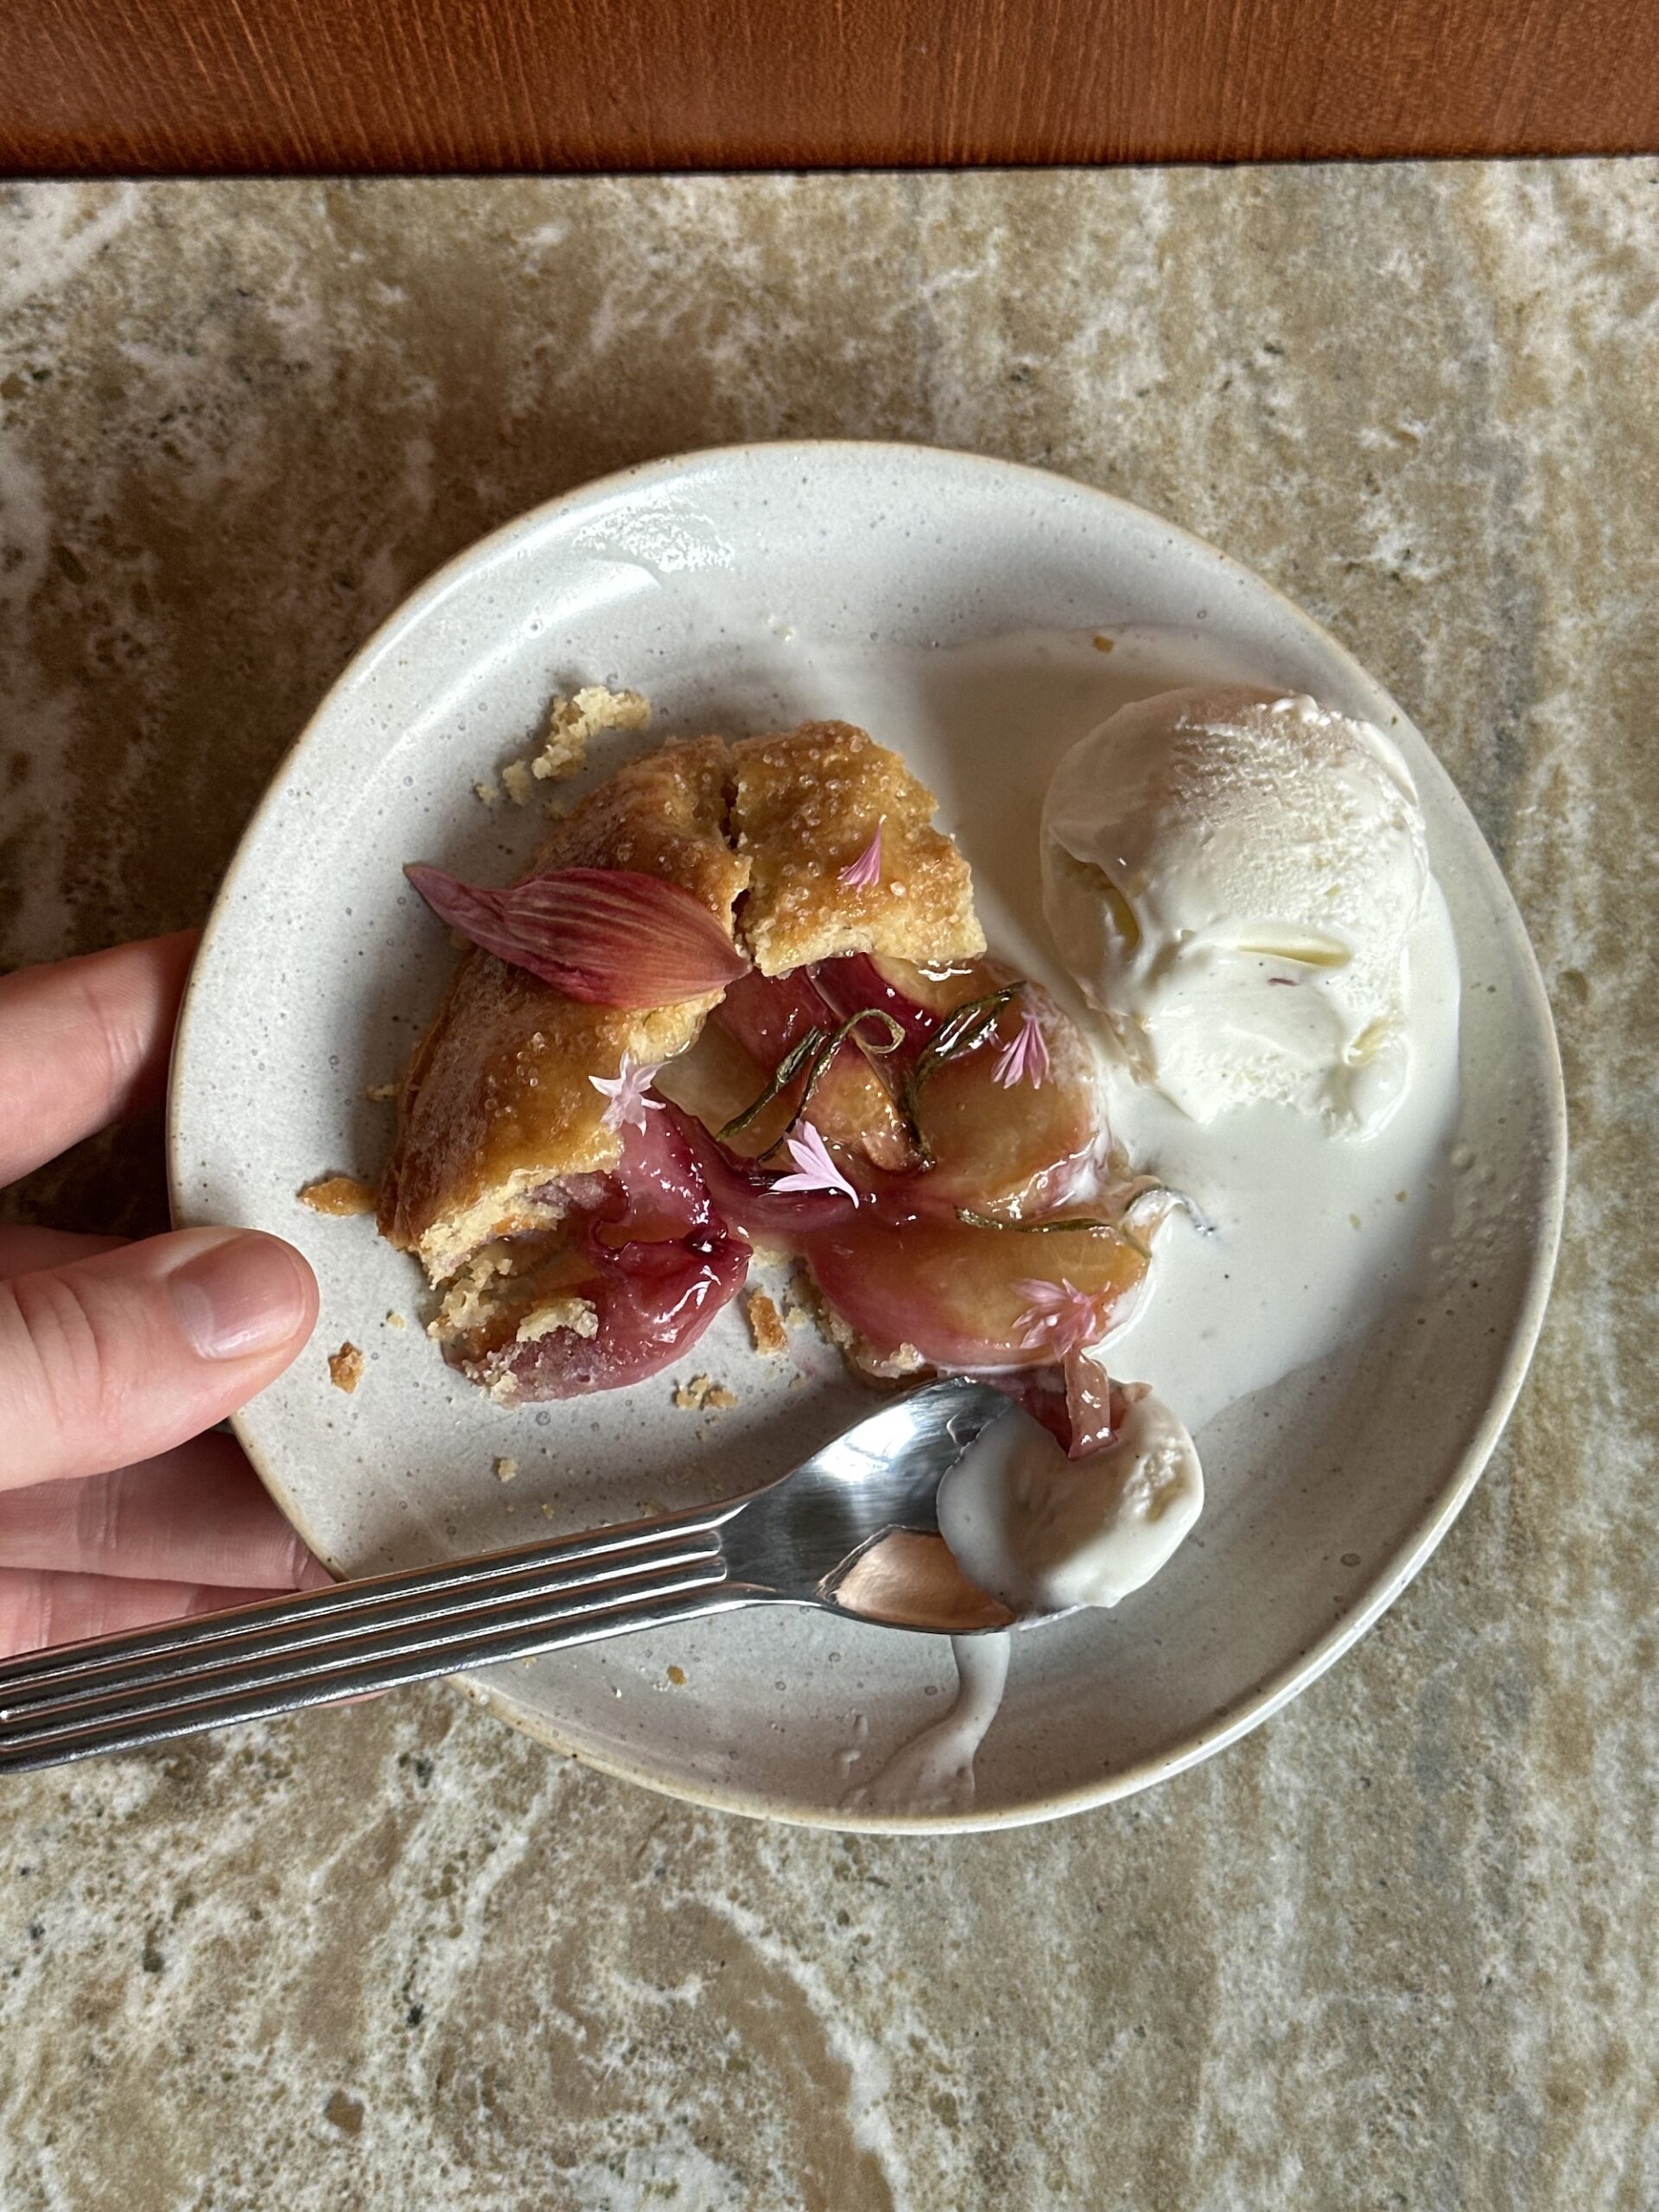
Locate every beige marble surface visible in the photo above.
<box><xmin>1</xmin><ymin>165</ymin><xmax>1656</xmax><ymax>2209</ymax></box>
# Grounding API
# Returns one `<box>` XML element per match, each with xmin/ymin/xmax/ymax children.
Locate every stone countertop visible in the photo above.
<box><xmin>0</xmin><ymin>167</ymin><xmax>1654</xmax><ymax>2209</ymax></box>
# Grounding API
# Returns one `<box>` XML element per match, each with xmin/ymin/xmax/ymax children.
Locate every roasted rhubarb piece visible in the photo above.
<box><xmin>812</xmin><ymin>954</ymin><xmax>1103</xmax><ymax>1216</ymax></box>
<box><xmin>804</xmin><ymin>1214</ymin><xmax>1147</xmax><ymax>1376</ymax></box>
<box><xmin>435</xmin><ymin>1111</ymin><xmax>750</xmax><ymax>1403</ymax></box>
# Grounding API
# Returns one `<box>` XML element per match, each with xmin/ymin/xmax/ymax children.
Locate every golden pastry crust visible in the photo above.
<box><xmin>378</xmin><ymin>737</ymin><xmax>747</xmax><ymax>1281</ymax></box>
<box><xmin>729</xmin><ymin>721</ymin><xmax>984</xmax><ymax>975</ymax></box>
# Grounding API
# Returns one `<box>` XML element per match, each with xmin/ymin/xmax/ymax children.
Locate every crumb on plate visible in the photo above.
<box><xmin>743</xmin><ymin>1288</ymin><xmax>788</xmax><ymax>1357</ymax></box>
<box><xmin>665</xmin><ymin>1664</ymin><xmax>688</xmax><ymax>1687</ymax></box>
<box><xmin>672</xmin><ymin>1373</ymin><xmax>738</xmax><ymax>1412</ymax></box>
<box><xmin>474</xmin><ymin>779</ymin><xmax>501</xmax><ymax>808</ymax></box>
<box><xmin>385</xmin><ymin>1310</ymin><xmax>407</xmax><ymax>1329</ymax></box>
<box><xmin>298</xmin><ymin>1174</ymin><xmax>377</xmax><ymax>1217</ymax></box>
<box><xmin>365</xmin><ymin>1080</ymin><xmax>399</xmax><ymax>1103</ymax></box>
<box><xmin>533</xmin><ymin>685</ymin><xmax>650</xmax><ymax>785</ymax></box>
<box><xmin>492</xmin><ymin>685</ymin><xmax>651</xmax><ymax>810</ymax></box>
<box><xmin>494</xmin><ymin>1456</ymin><xmax>518</xmax><ymax>1483</ymax></box>
<box><xmin>327</xmin><ymin>1342</ymin><xmax>365</xmax><ymax>1394</ymax></box>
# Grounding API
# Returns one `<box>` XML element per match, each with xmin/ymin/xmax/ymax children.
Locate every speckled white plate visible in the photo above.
<box><xmin>168</xmin><ymin>442</ymin><xmax>1564</xmax><ymax>1832</ymax></box>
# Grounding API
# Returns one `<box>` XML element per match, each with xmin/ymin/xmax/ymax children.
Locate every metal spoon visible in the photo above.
<box><xmin>0</xmin><ymin>1376</ymin><xmax>1020</xmax><ymax>1776</ymax></box>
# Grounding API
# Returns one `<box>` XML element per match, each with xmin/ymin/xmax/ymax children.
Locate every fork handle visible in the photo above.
<box><xmin>0</xmin><ymin>1514</ymin><xmax>753</xmax><ymax>1777</ymax></box>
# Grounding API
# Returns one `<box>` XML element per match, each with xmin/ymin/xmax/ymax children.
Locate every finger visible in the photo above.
<box><xmin>0</xmin><ymin>1429</ymin><xmax>327</xmax><ymax>1588</ymax></box>
<box><xmin>0</xmin><ymin>1226</ymin><xmax>319</xmax><ymax>1491</ymax></box>
<box><xmin>0</xmin><ymin>1227</ymin><xmax>127</xmax><ymax>1281</ymax></box>
<box><xmin>0</xmin><ymin>931</ymin><xmax>197</xmax><ymax>1185</ymax></box>
<box><xmin>0</xmin><ymin>1567</ymin><xmax>290</xmax><ymax>1659</ymax></box>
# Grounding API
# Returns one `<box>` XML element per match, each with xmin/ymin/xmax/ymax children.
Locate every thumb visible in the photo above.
<box><xmin>0</xmin><ymin>1228</ymin><xmax>318</xmax><ymax>1491</ymax></box>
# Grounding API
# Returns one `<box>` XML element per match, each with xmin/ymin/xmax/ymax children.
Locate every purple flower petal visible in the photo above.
<box><xmin>769</xmin><ymin>1122</ymin><xmax>860</xmax><ymax>1204</ymax></box>
<box><xmin>993</xmin><ymin>1004</ymin><xmax>1051</xmax><ymax>1089</ymax></box>
<box><xmin>837</xmin><ymin>823</ymin><xmax>883</xmax><ymax>891</ymax></box>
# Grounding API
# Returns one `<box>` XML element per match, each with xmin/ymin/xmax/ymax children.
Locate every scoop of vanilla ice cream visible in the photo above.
<box><xmin>1041</xmin><ymin>684</ymin><xmax>1430</xmax><ymax>1129</ymax></box>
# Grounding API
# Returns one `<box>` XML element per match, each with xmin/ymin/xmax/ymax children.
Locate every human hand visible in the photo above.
<box><xmin>0</xmin><ymin>933</ymin><xmax>324</xmax><ymax>1656</ymax></box>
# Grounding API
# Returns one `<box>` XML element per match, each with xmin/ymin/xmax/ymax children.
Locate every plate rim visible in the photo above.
<box><xmin>168</xmin><ymin>437</ymin><xmax>1567</xmax><ymax>1833</ymax></box>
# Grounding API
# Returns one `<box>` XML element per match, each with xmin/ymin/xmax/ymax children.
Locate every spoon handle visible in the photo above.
<box><xmin>0</xmin><ymin>1508</ymin><xmax>749</xmax><ymax>1776</ymax></box>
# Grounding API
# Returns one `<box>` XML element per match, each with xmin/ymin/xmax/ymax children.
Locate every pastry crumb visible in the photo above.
<box><xmin>516</xmin><ymin>1296</ymin><xmax>600</xmax><ymax>1344</ymax></box>
<box><xmin>298</xmin><ymin>1174</ymin><xmax>377</xmax><ymax>1217</ymax></box>
<box><xmin>533</xmin><ymin>684</ymin><xmax>651</xmax><ymax>784</ymax></box>
<box><xmin>385</xmin><ymin>1310</ymin><xmax>407</xmax><ymax>1329</ymax></box>
<box><xmin>743</xmin><ymin>1288</ymin><xmax>788</xmax><ymax>1357</ymax></box>
<box><xmin>539</xmin><ymin>1503</ymin><xmax>557</xmax><ymax>1519</ymax></box>
<box><xmin>327</xmin><ymin>1342</ymin><xmax>365</xmax><ymax>1394</ymax></box>
<box><xmin>365</xmin><ymin>1080</ymin><xmax>399</xmax><ymax>1103</ymax></box>
<box><xmin>665</xmin><ymin>1664</ymin><xmax>688</xmax><ymax>1687</ymax></box>
<box><xmin>430</xmin><ymin>1244</ymin><xmax>516</xmax><ymax>1336</ymax></box>
<box><xmin>493</xmin><ymin>686</ymin><xmax>652</xmax><ymax>809</ymax></box>
<box><xmin>474</xmin><ymin>778</ymin><xmax>502</xmax><ymax>808</ymax></box>
<box><xmin>494</xmin><ymin>1455</ymin><xmax>518</xmax><ymax>1484</ymax></box>
<box><xmin>672</xmin><ymin>1373</ymin><xmax>738</xmax><ymax>1412</ymax></box>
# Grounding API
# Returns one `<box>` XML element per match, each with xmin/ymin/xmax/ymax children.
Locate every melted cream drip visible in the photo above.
<box><xmin>842</xmin><ymin>1636</ymin><xmax>1012</xmax><ymax>1817</ymax></box>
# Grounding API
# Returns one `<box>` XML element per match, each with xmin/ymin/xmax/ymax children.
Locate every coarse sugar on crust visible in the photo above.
<box><xmin>729</xmin><ymin>721</ymin><xmax>983</xmax><ymax>976</ymax></box>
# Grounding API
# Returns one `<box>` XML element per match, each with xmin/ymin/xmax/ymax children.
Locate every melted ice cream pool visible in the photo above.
<box><xmin>1098</xmin><ymin>879</ymin><xmax>1461</xmax><ymax>1435</ymax></box>
<box><xmin>706</xmin><ymin>626</ymin><xmax>1462</xmax><ymax>1814</ymax></box>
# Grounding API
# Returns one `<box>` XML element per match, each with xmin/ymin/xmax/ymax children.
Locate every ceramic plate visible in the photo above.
<box><xmin>168</xmin><ymin>443</ymin><xmax>1564</xmax><ymax>1832</ymax></box>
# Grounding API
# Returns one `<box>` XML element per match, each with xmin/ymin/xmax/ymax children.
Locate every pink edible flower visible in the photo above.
<box><xmin>838</xmin><ymin>823</ymin><xmax>883</xmax><ymax>891</ymax></box>
<box><xmin>1012</xmin><ymin>1277</ymin><xmax>1109</xmax><ymax>1358</ymax></box>
<box><xmin>994</xmin><ymin>1002</ymin><xmax>1050</xmax><ymax>1089</ymax></box>
<box><xmin>404</xmin><ymin>862</ymin><xmax>749</xmax><ymax>1007</ymax></box>
<box><xmin>770</xmin><ymin>1122</ymin><xmax>860</xmax><ymax>1205</ymax></box>
<box><xmin>589</xmin><ymin>1055</ymin><xmax>664</xmax><ymax>1133</ymax></box>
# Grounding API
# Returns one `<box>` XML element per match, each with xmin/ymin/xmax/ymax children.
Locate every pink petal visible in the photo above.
<box><xmin>406</xmin><ymin>863</ymin><xmax>748</xmax><ymax>1007</ymax></box>
<box><xmin>993</xmin><ymin>1005</ymin><xmax>1050</xmax><ymax>1089</ymax></box>
<box><xmin>837</xmin><ymin>823</ymin><xmax>883</xmax><ymax>891</ymax></box>
<box><xmin>770</xmin><ymin>1123</ymin><xmax>860</xmax><ymax>1204</ymax></box>
<box><xmin>589</xmin><ymin>1057</ymin><xmax>664</xmax><ymax>1132</ymax></box>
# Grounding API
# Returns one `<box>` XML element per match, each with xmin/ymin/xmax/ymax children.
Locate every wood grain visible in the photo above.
<box><xmin>4</xmin><ymin>0</ymin><xmax>1656</xmax><ymax>173</ymax></box>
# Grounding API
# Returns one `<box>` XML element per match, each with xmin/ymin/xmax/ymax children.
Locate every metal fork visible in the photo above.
<box><xmin>0</xmin><ymin>1378</ymin><xmax>1016</xmax><ymax>1776</ymax></box>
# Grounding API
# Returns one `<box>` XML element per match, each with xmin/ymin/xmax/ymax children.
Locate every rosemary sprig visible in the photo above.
<box><xmin>793</xmin><ymin>1008</ymin><xmax>906</xmax><ymax>1126</ymax></box>
<box><xmin>954</xmin><ymin>1209</ymin><xmax>1124</xmax><ymax>1236</ymax></box>
<box><xmin>901</xmin><ymin>985</ymin><xmax>1022</xmax><ymax>1169</ymax></box>
<box><xmin>717</xmin><ymin>1028</ymin><xmax>826</xmax><ymax>1140</ymax></box>
<box><xmin>717</xmin><ymin>1009</ymin><xmax>906</xmax><ymax>1144</ymax></box>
